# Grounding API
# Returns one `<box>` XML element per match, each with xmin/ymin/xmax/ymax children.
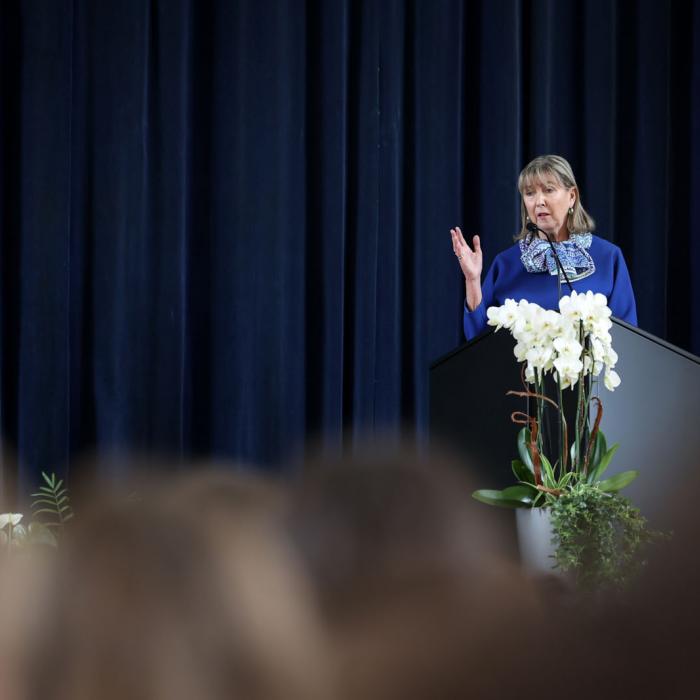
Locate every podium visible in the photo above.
<box><xmin>429</xmin><ymin>319</ymin><xmax>700</xmax><ymax>529</ymax></box>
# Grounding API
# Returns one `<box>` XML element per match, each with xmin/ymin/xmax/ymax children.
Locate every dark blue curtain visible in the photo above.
<box><xmin>1</xmin><ymin>0</ymin><xmax>699</xmax><ymax>500</ymax></box>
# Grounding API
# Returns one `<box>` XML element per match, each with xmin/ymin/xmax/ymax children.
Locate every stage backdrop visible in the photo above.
<box><xmin>1</xmin><ymin>0</ymin><xmax>699</xmax><ymax>498</ymax></box>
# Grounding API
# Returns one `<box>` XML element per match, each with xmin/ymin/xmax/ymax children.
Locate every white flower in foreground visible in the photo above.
<box><xmin>604</xmin><ymin>369</ymin><xmax>621</xmax><ymax>391</ymax></box>
<box><xmin>590</xmin><ymin>337</ymin><xmax>605</xmax><ymax>362</ymax></box>
<box><xmin>487</xmin><ymin>298</ymin><xmax>520</xmax><ymax>331</ymax></box>
<box><xmin>559</xmin><ymin>290</ymin><xmax>587</xmax><ymax>321</ymax></box>
<box><xmin>0</xmin><ymin>513</ymin><xmax>23</xmax><ymax>529</ymax></box>
<box><xmin>513</xmin><ymin>342</ymin><xmax>528</xmax><ymax>363</ymax></box>
<box><xmin>559</xmin><ymin>290</ymin><xmax>612</xmax><ymax>331</ymax></box>
<box><xmin>553</xmin><ymin>355</ymin><xmax>583</xmax><ymax>388</ymax></box>
<box><xmin>498</xmin><ymin>299</ymin><xmax>521</xmax><ymax>329</ymax></box>
<box><xmin>555</xmin><ymin>371</ymin><xmax>573</xmax><ymax>390</ymax></box>
<box><xmin>603</xmin><ymin>347</ymin><xmax>618</xmax><ymax>369</ymax></box>
<box><xmin>486</xmin><ymin>305</ymin><xmax>504</xmax><ymax>330</ymax></box>
<box><xmin>590</xmin><ymin>317</ymin><xmax>613</xmax><ymax>338</ymax></box>
<box><xmin>553</xmin><ymin>336</ymin><xmax>583</xmax><ymax>359</ymax></box>
<box><xmin>526</xmin><ymin>344</ymin><xmax>554</xmax><ymax>372</ymax></box>
<box><xmin>524</xmin><ymin>363</ymin><xmax>536</xmax><ymax>384</ymax></box>
<box><xmin>539</xmin><ymin>309</ymin><xmax>563</xmax><ymax>340</ymax></box>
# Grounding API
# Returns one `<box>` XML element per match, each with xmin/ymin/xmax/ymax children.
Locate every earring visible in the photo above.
<box><xmin>526</xmin><ymin>215</ymin><xmax>530</xmax><ymax>221</ymax></box>
<box><xmin>568</xmin><ymin>207</ymin><xmax>574</xmax><ymax>216</ymax></box>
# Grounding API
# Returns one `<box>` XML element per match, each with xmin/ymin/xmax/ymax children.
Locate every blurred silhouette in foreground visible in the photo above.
<box><xmin>1</xmin><ymin>446</ymin><xmax>698</xmax><ymax>700</ymax></box>
<box><xmin>1</xmin><ymin>468</ymin><xmax>332</xmax><ymax>700</ymax></box>
<box><xmin>287</xmin><ymin>445</ymin><xmax>543</xmax><ymax>700</ymax></box>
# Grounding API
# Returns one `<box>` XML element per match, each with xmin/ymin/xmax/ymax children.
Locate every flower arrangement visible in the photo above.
<box><xmin>472</xmin><ymin>291</ymin><xmax>659</xmax><ymax>587</ymax></box>
<box><xmin>0</xmin><ymin>472</ymin><xmax>74</xmax><ymax>551</ymax></box>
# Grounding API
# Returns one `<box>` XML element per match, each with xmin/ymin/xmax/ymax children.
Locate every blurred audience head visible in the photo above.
<box><xmin>3</xmin><ymin>467</ymin><xmax>332</xmax><ymax>700</ymax></box>
<box><xmin>287</xmin><ymin>443</ymin><xmax>541</xmax><ymax>700</ymax></box>
<box><xmin>11</xmin><ymin>443</ymin><xmax>699</xmax><ymax>700</ymax></box>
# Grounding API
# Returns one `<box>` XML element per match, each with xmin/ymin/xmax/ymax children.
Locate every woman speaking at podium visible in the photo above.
<box><xmin>450</xmin><ymin>155</ymin><xmax>637</xmax><ymax>341</ymax></box>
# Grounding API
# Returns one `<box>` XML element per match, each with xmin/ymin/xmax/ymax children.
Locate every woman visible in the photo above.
<box><xmin>450</xmin><ymin>155</ymin><xmax>637</xmax><ymax>341</ymax></box>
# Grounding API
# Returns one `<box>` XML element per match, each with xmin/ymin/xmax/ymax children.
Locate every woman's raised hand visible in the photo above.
<box><xmin>450</xmin><ymin>226</ymin><xmax>482</xmax><ymax>281</ymax></box>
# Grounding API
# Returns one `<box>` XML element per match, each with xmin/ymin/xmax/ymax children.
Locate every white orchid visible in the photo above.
<box><xmin>558</xmin><ymin>291</ymin><xmax>587</xmax><ymax>322</ymax></box>
<box><xmin>0</xmin><ymin>513</ymin><xmax>23</xmax><ymax>529</ymax></box>
<box><xmin>513</xmin><ymin>341</ymin><xmax>528</xmax><ymax>363</ymax></box>
<box><xmin>539</xmin><ymin>309</ymin><xmax>563</xmax><ymax>342</ymax></box>
<box><xmin>526</xmin><ymin>344</ymin><xmax>554</xmax><ymax>372</ymax></box>
<box><xmin>524</xmin><ymin>363</ymin><xmax>536</xmax><ymax>384</ymax></box>
<box><xmin>559</xmin><ymin>290</ymin><xmax>611</xmax><ymax>332</ymax></box>
<box><xmin>590</xmin><ymin>337</ymin><xmax>605</xmax><ymax>361</ymax></box>
<box><xmin>486</xmin><ymin>305</ymin><xmax>504</xmax><ymax>330</ymax></box>
<box><xmin>604</xmin><ymin>369</ymin><xmax>621</xmax><ymax>391</ymax></box>
<box><xmin>553</xmin><ymin>355</ymin><xmax>584</xmax><ymax>388</ymax></box>
<box><xmin>487</xmin><ymin>293</ymin><xmax>621</xmax><ymax>390</ymax></box>
<box><xmin>487</xmin><ymin>298</ymin><xmax>520</xmax><ymax>331</ymax></box>
<box><xmin>603</xmin><ymin>346</ymin><xmax>618</xmax><ymax>367</ymax></box>
<box><xmin>512</xmin><ymin>305</ymin><xmax>539</xmax><ymax>340</ymax></box>
<box><xmin>553</xmin><ymin>336</ymin><xmax>583</xmax><ymax>360</ymax></box>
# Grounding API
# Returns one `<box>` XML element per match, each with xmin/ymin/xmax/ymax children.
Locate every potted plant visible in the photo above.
<box><xmin>472</xmin><ymin>292</ymin><xmax>659</xmax><ymax>589</ymax></box>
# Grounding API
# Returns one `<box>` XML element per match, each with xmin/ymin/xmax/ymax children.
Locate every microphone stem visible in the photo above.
<box><xmin>539</xmin><ymin>228</ymin><xmax>574</xmax><ymax>294</ymax></box>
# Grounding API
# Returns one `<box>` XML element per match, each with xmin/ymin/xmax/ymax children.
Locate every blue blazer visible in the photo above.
<box><xmin>464</xmin><ymin>236</ymin><xmax>638</xmax><ymax>341</ymax></box>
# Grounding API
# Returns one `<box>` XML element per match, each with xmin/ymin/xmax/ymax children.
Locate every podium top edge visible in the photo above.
<box><xmin>429</xmin><ymin>317</ymin><xmax>700</xmax><ymax>371</ymax></box>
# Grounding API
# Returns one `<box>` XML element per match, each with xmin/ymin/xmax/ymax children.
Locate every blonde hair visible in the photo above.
<box><xmin>516</xmin><ymin>155</ymin><xmax>595</xmax><ymax>239</ymax></box>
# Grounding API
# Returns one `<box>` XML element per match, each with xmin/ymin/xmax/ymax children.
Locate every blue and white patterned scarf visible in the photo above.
<box><xmin>519</xmin><ymin>232</ymin><xmax>595</xmax><ymax>282</ymax></box>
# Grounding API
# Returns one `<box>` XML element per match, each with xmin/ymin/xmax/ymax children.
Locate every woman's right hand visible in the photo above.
<box><xmin>450</xmin><ymin>226</ymin><xmax>482</xmax><ymax>282</ymax></box>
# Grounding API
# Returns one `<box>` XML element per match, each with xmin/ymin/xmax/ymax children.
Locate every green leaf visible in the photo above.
<box><xmin>30</xmin><ymin>499</ymin><xmax>59</xmax><ymax>510</ymax></box>
<box><xmin>41</xmin><ymin>472</ymin><xmax>57</xmax><ymax>488</ymax></box>
<box><xmin>472</xmin><ymin>488</ymin><xmax>532</xmax><ymax>509</ymax></box>
<box><xmin>541</xmin><ymin>454</ymin><xmax>556</xmax><ymax>488</ymax></box>
<box><xmin>588</xmin><ymin>444</ymin><xmax>620</xmax><ymax>483</ymax></box>
<box><xmin>517</xmin><ymin>428</ymin><xmax>535</xmax><ymax>475</ymax></box>
<box><xmin>32</xmin><ymin>508</ymin><xmax>63</xmax><ymax>517</ymax></box>
<box><xmin>512</xmin><ymin>459</ymin><xmax>535</xmax><ymax>485</ymax></box>
<box><xmin>598</xmin><ymin>470</ymin><xmax>639</xmax><ymax>493</ymax></box>
<box><xmin>557</xmin><ymin>471</ymin><xmax>576</xmax><ymax>489</ymax></box>
<box><xmin>501</xmin><ymin>485</ymin><xmax>537</xmax><ymax>504</ymax></box>
<box><xmin>32</xmin><ymin>472</ymin><xmax>74</xmax><ymax>528</ymax></box>
<box><xmin>533</xmin><ymin>491</ymin><xmax>547</xmax><ymax>508</ymax></box>
<box><xmin>587</xmin><ymin>430</ymin><xmax>608</xmax><ymax>474</ymax></box>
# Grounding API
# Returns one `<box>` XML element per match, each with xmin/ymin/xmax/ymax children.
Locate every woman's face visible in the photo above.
<box><xmin>522</xmin><ymin>176</ymin><xmax>576</xmax><ymax>241</ymax></box>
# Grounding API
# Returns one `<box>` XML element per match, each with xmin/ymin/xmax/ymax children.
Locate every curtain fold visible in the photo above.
<box><xmin>1</xmin><ymin>0</ymin><xmax>698</xmax><ymax>500</ymax></box>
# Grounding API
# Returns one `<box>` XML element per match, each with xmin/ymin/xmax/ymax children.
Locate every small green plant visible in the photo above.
<box><xmin>548</xmin><ymin>481</ymin><xmax>662</xmax><ymax>589</ymax></box>
<box><xmin>31</xmin><ymin>472</ymin><xmax>74</xmax><ymax>530</ymax></box>
<box><xmin>0</xmin><ymin>472</ymin><xmax>73</xmax><ymax>551</ymax></box>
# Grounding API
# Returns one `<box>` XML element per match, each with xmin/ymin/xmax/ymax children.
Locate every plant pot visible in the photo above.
<box><xmin>515</xmin><ymin>507</ymin><xmax>557</xmax><ymax>574</ymax></box>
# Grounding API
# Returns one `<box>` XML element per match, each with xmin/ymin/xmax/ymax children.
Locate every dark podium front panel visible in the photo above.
<box><xmin>429</xmin><ymin>320</ymin><xmax>700</xmax><ymax>530</ymax></box>
<box><xmin>429</xmin><ymin>328</ymin><xmax>527</xmax><ymax>491</ymax></box>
